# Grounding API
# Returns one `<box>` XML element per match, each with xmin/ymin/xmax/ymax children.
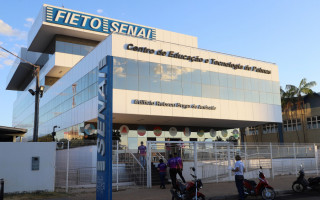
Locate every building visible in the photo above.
<box><xmin>245</xmin><ymin>93</ymin><xmax>320</xmax><ymax>143</ymax></box>
<box><xmin>6</xmin><ymin>4</ymin><xmax>282</xmax><ymax>148</ymax></box>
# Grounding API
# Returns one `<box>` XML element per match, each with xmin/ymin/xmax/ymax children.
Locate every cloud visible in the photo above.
<box><xmin>0</xmin><ymin>41</ymin><xmax>3</xmax><ymax>45</ymax></box>
<box><xmin>24</xmin><ymin>18</ymin><xmax>34</xmax><ymax>28</ymax></box>
<box><xmin>4</xmin><ymin>59</ymin><xmax>14</xmax><ymax>66</ymax></box>
<box><xmin>0</xmin><ymin>51</ymin><xmax>9</xmax><ymax>58</ymax></box>
<box><xmin>0</xmin><ymin>64</ymin><xmax>3</xmax><ymax>69</ymax></box>
<box><xmin>97</xmin><ymin>9</ymin><xmax>103</xmax><ymax>14</ymax></box>
<box><xmin>0</xmin><ymin>19</ymin><xmax>27</xmax><ymax>40</ymax></box>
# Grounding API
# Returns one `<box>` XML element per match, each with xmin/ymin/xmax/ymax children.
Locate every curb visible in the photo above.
<box><xmin>208</xmin><ymin>190</ymin><xmax>293</xmax><ymax>200</ymax></box>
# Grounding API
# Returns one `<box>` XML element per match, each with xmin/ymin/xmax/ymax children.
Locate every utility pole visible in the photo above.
<box><xmin>0</xmin><ymin>45</ymin><xmax>44</xmax><ymax>142</ymax></box>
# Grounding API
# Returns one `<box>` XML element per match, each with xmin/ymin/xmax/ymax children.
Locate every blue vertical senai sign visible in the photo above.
<box><xmin>97</xmin><ymin>56</ymin><xmax>113</xmax><ymax>200</ymax></box>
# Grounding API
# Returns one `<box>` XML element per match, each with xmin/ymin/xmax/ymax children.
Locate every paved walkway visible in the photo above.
<box><xmin>113</xmin><ymin>175</ymin><xmax>298</xmax><ymax>200</ymax></box>
<box><xmin>6</xmin><ymin>175</ymin><xmax>315</xmax><ymax>200</ymax></box>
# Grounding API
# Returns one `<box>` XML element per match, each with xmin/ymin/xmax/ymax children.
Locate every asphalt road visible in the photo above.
<box><xmin>275</xmin><ymin>191</ymin><xmax>320</xmax><ymax>200</ymax></box>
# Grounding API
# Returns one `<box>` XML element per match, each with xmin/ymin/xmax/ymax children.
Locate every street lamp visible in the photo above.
<box><xmin>52</xmin><ymin>125</ymin><xmax>60</xmax><ymax>141</ymax></box>
<box><xmin>0</xmin><ymin>45</ymin><xmax>44</xmax><ymax>142</ymax></box>
<box><xmin>28</xmin><ymin>66</ymin><xmax>45</xmax><ymax>142</ymax></box>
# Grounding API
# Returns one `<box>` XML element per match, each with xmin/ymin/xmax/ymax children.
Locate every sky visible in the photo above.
<box><xmin>0</xmin><ymin>0</ymin><xmax>319</xmax><ymax>127</ymax></box>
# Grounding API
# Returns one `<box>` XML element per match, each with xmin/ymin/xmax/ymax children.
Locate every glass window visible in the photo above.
<box><xmin>210</xmin><ymin>72</ymin><xmax>219</xmax><ymax>86</ymax></box>
<box><xmin>272</xmin><ymin>82</ymin><xmax>280</xmax><ymax>94</ymax></box>
<box><xmin>150</xmin><ymin>79</ymin><xmax>161</xmax><ymax>93</ymax></box>
<box><xmin>219</xmin><ymin>74</ymin><xmax>228</xmax><ymax>87</ymax></box>
<box><xmin>56</xmin><ymin>41</ymin><xmax>64</xmax><ymax>52</ymax></box>
<box><xmin>243</xmin><ymin>77</ymin><xmax>251</xmax><ymax>91</ymax></box>
<box><xmin>139</xmin><ymin>76</ymin><xmax>150</xmax><ymax>92</ymax></box>
<box><xmin>202</xmin><ymin>84</ymin><xmax>211</xmax><ymax>98</ymax></box>
<box><xmin>172</xmin><ymin>66</ymin><xmax>182</xmax><ymax>81</ymax></box>
<box><xmin>150</xmin><ymin>62</ymin><xmax>161</xmax><ymax>80</ymax></box>
<box><xmin>252</xmin><ymin>91</ymin><xmax>259</xmax><ymax>103</ymax></box>
<box><xmin>161</xmin><ymin>79</ymin><xmax>172</xmax><ymax>94</ymax></box>
<box><xmin>211</xmin><ymin>85</ymin><xmax>220</xmax><ymax>99</ymax></box>
<box><xmin>126</xmin><ymin>59</ymin><xmax>138</xmax><ymax>75</ymax></box>
<box><xmin>192</xmin><ymin>83</ymin><xmax>201</xmax><ymax>97</ymax></box>
<box><xmin>244</xmin><ymin>90</ymin><xmax>252</xmax><ymax>102</ymax></box>
<box><xmin>182</xmin><ymin>67</ymin><xmax>192</xmax><ymax>83</ymax></box>
<box><xmin>307</xmin><ymin>117</ymin><xmax>312</xmax><ymax>129</ymax></box>
<box><xmin>228</xmin><ymin>75</ymin><xmax>235</xmax><ymax>89</ymax></box>
<box><xmin>161</xmin><ymin>64</ymin><xmax>172</xmax><ymax>81</ymax></box>
<box><xmin>251</xmin><ymin>79</ymin><xmax>259</xmax><ymax>91</ymax></box>
<box><xmin>236</xmin><ymin>89</ymin><xmax>244</xmax><ymax>101</ymax></box>
<box><xmin>192</xmin><ymin>69</ymin><xmax>201</xmax><ymax>83</ymax></box>
<box><xmin>201</xmin><ymin>70</ymin><xmax>210</xmax><ymax>85</ymax></box>
<box><xmin>65</xmin><ymin>42</ymin><xmax>73</xmax><ymax>54</ymax></box>
<box><xmin>235</xmin><ymin>76</ymin><xmax>243</xmax><ymax>89</ymax></box>
<box><xmin>72</xmin><ymin>43</ymin><xmax>81</xmax><ymax>55</ymax></box>
<box><xmin>127</xmin><ymin>75</ymin><xmax>138</xmax><ymax>90</ymax></box>
<box><xmin>138</xmin><ymin>61</ymin><xmax>149</xmax><ymax>77</ymax></box>
<box><xmin>266</xmin><ymin>93</ymin><xmax>273</xmax><ymax>104</ymax></box>
<box><xmin>172</xmin><ymin>81</ymin><xmax>182</xmax><ymax>95</ymax></box>
<box><xmin>227</xmin><ymin>88</ymin><xmax>235</xmax><ymax>100</ymax></box>
<box><xmin>259</xmin><ymin>92</ymin><xmax>267</xmax><ymax>104</ymax></box>
<box><xmin>317</xmin><ymin>116</ymin><xmax>320</xmax><ymax>129</ymax></box>
<box><xmin>220</xmin><ymin>87</ymin><xmax>228</xmax><ymax>99</ymax></box>
<box><xmin>258</xmin><ymin>80</ymin><xmax>266</xmax><ymax>92</ymax></box>
<box><xmin>312</xmin><ymin>116</ymin><xmax>317</xmax><ymax>129</ymax></box>
<box><xmin>265</xmin><ymin>81</ymin><xmax>272</xmax><ymax>93</ymax></box>
<box><xmin>182</xmin><ymin>82</ymin><xmax>193</xmax><ymax>96</ymax></box>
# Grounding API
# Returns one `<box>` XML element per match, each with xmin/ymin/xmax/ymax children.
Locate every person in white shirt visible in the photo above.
<box><xmin>232</xmin><ymin>155</ymin><xmax>246</xmax><ymax>200</ymax></box>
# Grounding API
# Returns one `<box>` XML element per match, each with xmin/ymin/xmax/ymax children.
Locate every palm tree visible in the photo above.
<box><xmin>285</xmin><ymin>78</ymin><xmax>317</xmax><ymax>142</ymax></box>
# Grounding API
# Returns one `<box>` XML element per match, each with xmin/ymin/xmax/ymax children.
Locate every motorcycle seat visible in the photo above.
<box><xmin>245</xmin><ymin>179</ymin><xmax>257</xmax><ymax>187</ymax></box>
<box><xmin>308</xmin><ymin>177</ymin><xmax>320</xmax><ymax>184</ymax></box>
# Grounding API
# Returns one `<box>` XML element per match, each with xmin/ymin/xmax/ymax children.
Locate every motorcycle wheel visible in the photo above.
<box><xmin>261</xmin><ymin>187</ymin><xmax>276</xmax><ymax>200</ymax></box>
<box><xmin>292</xmin><ymin>182</ymin><xmax>304</xmax><ymax>193</ymax></box>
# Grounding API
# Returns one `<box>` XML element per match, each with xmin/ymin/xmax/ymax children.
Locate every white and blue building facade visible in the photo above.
<box><xmin>7</xmin><ymin>4</ymin><xmax>282</xmax><ymax>148</ymax></box>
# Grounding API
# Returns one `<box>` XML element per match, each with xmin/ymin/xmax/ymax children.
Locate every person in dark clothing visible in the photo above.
<box><xmin>174</xmin><ymin>153</ymin><xmax>186</xmax><ymax>183</ymax></box>
<box><xmin>157</xmin><ymin>159</ymin><xmax>167</xmax><ymax>189</ymax></box>
<box><xmin>167</xmin><ymin>154</ymin><xmax>177</xmax><ymax>188</ymax></box>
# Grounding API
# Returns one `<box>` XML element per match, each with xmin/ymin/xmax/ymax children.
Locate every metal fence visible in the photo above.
<box><xmin>146</xmin><ymin>141</ymin><xmax>320</xmax><ymax>188</ymax></box>
<box><xmin>55</xmin><ymin>140</ymin><xmax>146</xmax><ymax>192</ymax></box>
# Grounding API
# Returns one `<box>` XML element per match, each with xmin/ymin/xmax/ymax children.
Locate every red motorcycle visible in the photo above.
<box><xmin>243</xmin><ymin>166</ymin><xmax>276</xmax><ymax>200</ymax></box>
<box><xmin>170</xmin><ymin>167</ymin><xmax>205</xmax><ymax>200</ymax></box>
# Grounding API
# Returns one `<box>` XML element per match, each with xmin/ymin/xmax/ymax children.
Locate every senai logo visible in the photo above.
<box><xmin>46</xmin><ymin>6</ymin><xmax>156</xmax><ymax>39</ymax></box>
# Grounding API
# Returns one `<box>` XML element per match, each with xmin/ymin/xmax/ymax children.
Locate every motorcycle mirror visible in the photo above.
<box><xmin>190</xmin><ymin>167</ymin><xmax>195</xmax><ymax>171</ymax></box>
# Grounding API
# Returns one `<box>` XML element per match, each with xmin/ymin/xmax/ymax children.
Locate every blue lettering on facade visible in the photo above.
<box><xmin>46</xmin><ymin>6</ymin><xmax>156</xmax><ymax>39</ymax></box>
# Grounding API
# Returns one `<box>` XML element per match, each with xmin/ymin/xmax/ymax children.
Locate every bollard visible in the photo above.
<box><xmin>0</xmin><ymin>179</ymin><xmax>4</xmax><ymax>200</ymax></box>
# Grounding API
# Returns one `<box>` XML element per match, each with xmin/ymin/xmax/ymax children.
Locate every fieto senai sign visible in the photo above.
<box><xmin>46</xmin><ymin>6</ymin><xmax>156</xmax><ymax>39</ymax></box>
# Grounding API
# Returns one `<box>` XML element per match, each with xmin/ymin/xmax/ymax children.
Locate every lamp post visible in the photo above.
<box><xmin>28</xmin><ymin>66</ymin><xmax>45</xmax><ymax>142</ymax></box>
<box><xmin>0</xmin><ymin>46</ymin><xmax>45</xmax><ymax>142</ymax></box>
<box><xmin>52</xmin><ymin>125</ymin><xmax>60</xmax><ymax>141</ymax></box>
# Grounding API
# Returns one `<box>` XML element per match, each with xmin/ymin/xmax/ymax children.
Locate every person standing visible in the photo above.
<box><xmin>232</xmin><ymin>155</ymin><xmax>246</xmax><ymax>200</ymax></box>
<box><xmin>138</xmin><ymin>141</ymin><xmax>147</xmax><ymax>166</ymax></box>
<box><xmin>174</xmin><ymin>153</ymin><xmax>186</xmax><ymax>183</ymax></box>
<box><xmin>157</xmin><ymin>159</ymin><xmax>167</xmax><ymax>189</ymax></box>
<box><xmin>165</xmin><ymin>138</ymin><xmax>171</xmax><ymax>159</ymax></box>
<box><xmin>167</xmin><ymin>154</ymin><xmax>178</xmax><ymax>188</ymax></box>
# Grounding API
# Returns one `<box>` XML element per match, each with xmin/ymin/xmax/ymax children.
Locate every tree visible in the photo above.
<box><xmin>283</xmin><ymin>78</ymin><xmax>317</xmax><ymax>142</ymax></box>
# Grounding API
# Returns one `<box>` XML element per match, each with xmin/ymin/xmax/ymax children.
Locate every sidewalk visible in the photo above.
<box><xmin>4</xmin><ymin>175</ymin><xmax>300</xmax><ymax>200</ymax></box>
<box><xmin>113</xmin><ymin>175</ymin><xmax>298</xmax><ymax>200</ymax></box>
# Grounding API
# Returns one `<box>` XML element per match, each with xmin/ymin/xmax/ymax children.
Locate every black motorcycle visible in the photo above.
<box><xmin>292</xmin><ymin>165</ymin><xmax>320</xmax><ymax>192</ymax></box>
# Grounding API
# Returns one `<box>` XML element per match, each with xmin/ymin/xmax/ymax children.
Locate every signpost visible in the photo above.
<box><xmin>96</xmin><ymin>56</ymin><xmax>113</xmax><ymax>200</ymax></box>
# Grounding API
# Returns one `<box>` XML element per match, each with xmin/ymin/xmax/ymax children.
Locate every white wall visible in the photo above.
<box><xmin>0</xmin><ymin>142</ymin><xmax>56</xmax><ymax>193</ymax></box>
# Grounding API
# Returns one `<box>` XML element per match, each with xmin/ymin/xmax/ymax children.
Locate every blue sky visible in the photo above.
<box><xmin>0</xmin><ymin>0</ymin><xmax>319</xmax><ymax>127</ymax></box>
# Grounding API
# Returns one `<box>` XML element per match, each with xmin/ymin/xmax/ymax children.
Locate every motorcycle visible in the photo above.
<box><xmin>170</xmin><ymin>167</ymin><xmax>205</xmax><ymax>200</ymax></box>
<box><xmin>243</xmin><ymin>166</ymin><xmax>276</xmax><ymax>200</ymax></box>
<box><xmin>292</xmin><ymin>164</ymin><xmax>320</xmax><ymax>192</ymax></box>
